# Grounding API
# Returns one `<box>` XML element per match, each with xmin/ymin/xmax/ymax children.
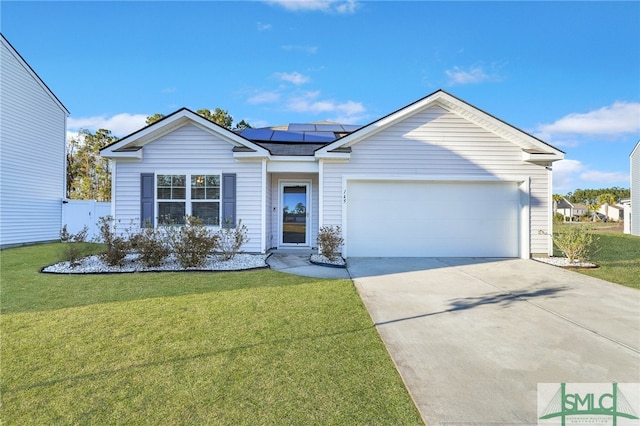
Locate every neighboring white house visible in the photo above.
<box><xmin>597</xmin><ymin>203</ymin><xmax>623</xmax><ymax>222</ymax></box>
<box><xmin>556</xmin><ymin>197</ymin><xmax>587</xmax><ymax>221</ymax></box>
<box><xmin>101</xmin><ymin>90</ymin><xmax>564</xmax><ymax>258</ymax></box>
<box><xmin>0</xmin><ymin>34</ymin><xmax>69</xmax><ymax>248</ymax></box>
<box><xmin>632</xmin><ymin>141</ymin><xmax>640</xmax><ymax>236</ymax></box>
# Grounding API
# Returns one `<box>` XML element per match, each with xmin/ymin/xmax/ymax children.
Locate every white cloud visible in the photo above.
<box><xmin>67</xmin><ymin>113</ymin><xmax>147</xmax><ymax>138</ymax></box>
<box><xmin>285</xmin><ymin>91</ymin><xmax>365</xmax><ymax>122</ymax></box>
<box><xmin>553</xmin><ymin>159</ymin><xmax>584</xmax><ymax>193</ymax></box>
<box><xmin>445</xmin><ymin>65</ymin><xmax>490</xmax><ymax>85</ymax></box>
<box><xmin>580</xmin><ymin>170</ymin><xmax>629</xmax><ymax>183</ymax></box>
<box><xmin>247</xmin><ymin>91</ymin><xmax>280</xmax><ymax>104</ymax></box>
<box><xmin>268</xmin><ymin>0</ymin><xmax>358</xmax><ymax>14</ymax></box>
<box><xmin>257</xmin><ymin>22</ymin><xmax>272</xmax><ymax>31</ymax></box>
<box><xmin>537</xmin><ymin>101</ymin><xmax>640</xmax><ymax>139</ymax></box>
<box><xmin>552</xmin><ymin>159</ymin><xmax>629</xmax><ymax>194</ymax></box>
<box><xmin>275</xmin><ymin>71</ymin><xmax>310</xmax><ymax>85</ymax></box>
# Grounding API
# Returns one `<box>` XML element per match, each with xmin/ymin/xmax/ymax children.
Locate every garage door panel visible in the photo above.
<box><xmin>346</xmin><ymin>181</ymin><xmax>519</xmax><ymax>257</ymax></box>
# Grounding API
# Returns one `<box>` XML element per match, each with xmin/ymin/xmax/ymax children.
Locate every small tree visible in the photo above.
<box><xmin>167</xmin><ymin>216</ymin><xmax>219</xmax><ymax>268</ymax></box>
<box><xmin>130</xmin><ymin>227</ymin><xmax>170</xmax><ymax>267</ymax></box>
<box><xmin>552</xmin><ymin>225</ymin><xmax>599</xmax><ymax>263</ymax></box>
<box><xmin>317</xmin><ymin>226</ymin><xmax>344</xmax><ymax>261</ymax></box>
<box><xmin>97</xmin><ymin>216</ymin><xmax>130</xmax><ymax>266</ymax></box>
<box><xmin>59</xmin><ymin>225</ymin><xmax>90</xmax><ymax>267</ymax></box>
<box><xmin>217</xmin><ymin>219</ymin><xmax>249</xmax><ymax>261</ymax></box>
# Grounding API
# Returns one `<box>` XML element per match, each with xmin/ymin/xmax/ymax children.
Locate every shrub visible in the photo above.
<box><xmin>60</xmin><ymin>225</ymin><xmax>89</xmax><ymax>243</ymax></box>
<box><xmin>317</xmin><ymin>225</ymin><xmax>344</xmax><ymax>261</ymax></box>
<box><xmin>167</xmin><ymin>216</ymin><xmax>219</xmax><ymax>268</ymax></box>
<box><xmin>60</xmin><ymin>225</ymin><xmax>91</xmax><ymax>267</ymax></box>
<box><xmin>217</xmin><ymin>219</ymin><xmax>250</xmax><ymax>261</ymax></box>
<box><xmin>98</xmin><ymin>216</ymin><xmax>130</xmax><ymax>266</ymax></box>
<box><xmin>130</xmin><ymin>227</ymin><xmax>170</xmax><ymax>267</ymax></box>
<box><xmin>552</xmin><ymin>225</ymin><xmax>599</xmax><ymax>263</ymax></box>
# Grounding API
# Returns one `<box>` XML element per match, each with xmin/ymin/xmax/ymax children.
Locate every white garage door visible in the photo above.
<box><xmin>346</xmin><ymin>180</ymin><xmax>520</xmax><ymax>257</ymax></box>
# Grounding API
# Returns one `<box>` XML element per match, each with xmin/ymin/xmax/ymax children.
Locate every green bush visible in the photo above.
<box><xmin>317</xmin><ymin>225</ymin><xmax>344</xmax><ymax>261</ymax></box>
<box><xmin>217</xmin><ymin>219</ymin><xmax>250</xmax><ymax>261</ymax></box>
<box><xmin>167</xmin><ymin>216</ymin><xmax>219</xmax><ymax>268</ymax></box>
<box><xmin>60</xmin><ymin>225</ymin><xmax>91</xmax><ymax>267</ymax></box>
<box><xmin>130</xmin><ymin>227</ymin><xmax>170</xmax><ymax>267</ymax></box>
<box><xmin>98</xmin><ymin>216</ymin><xmax>131</xmax><ymax>266</ymax></box>
<box><xmin>553</xmin><ymin>225</ymin><xmax>599</xmax><ymax>263</ymax></box>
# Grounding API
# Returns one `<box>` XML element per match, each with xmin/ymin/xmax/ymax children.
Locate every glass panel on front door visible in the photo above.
<box><xmin>282</xmin><ymin>186</ymin><xmax>307</xmax><ymax>244</ymax></box>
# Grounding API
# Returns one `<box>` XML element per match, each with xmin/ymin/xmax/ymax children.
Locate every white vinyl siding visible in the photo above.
<box><xmin>112</xmin><ymin>124</ymin><xmax>264</xmax><ymax>252</ymax></box>
<box><xmin>631</xmin><ymin>142</ymin><xmax>640</xmax><ymax>236</ymax></box>
<box><xmin>321</xmin><ymin>105</ymin><xmax>551</xmax><ymax>256</ymax></box>
<box><xmin>0</xmin><ymin>37</ymin><xmax>68</xmax><ymax>248</ymax></box>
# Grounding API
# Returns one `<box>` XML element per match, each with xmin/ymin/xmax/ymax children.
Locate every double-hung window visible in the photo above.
<box><xmin>157</xmin><ymin>174</ymin><xmax>220</xmax><ymax>225</ymax></box>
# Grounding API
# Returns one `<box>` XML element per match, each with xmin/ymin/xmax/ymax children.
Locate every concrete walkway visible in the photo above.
<box><xmin>266</xmin><ymin>251</ymin><xmax>350</xmax><ymax>279</ymax></box>
<box><xmin>348</xmin><ymin>257</ymin><xmax>640</xmax><ymax>425</ymax></box>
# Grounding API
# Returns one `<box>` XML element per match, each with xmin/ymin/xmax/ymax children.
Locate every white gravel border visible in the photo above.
<box><xmin>42</xmin><ymin>252</ymin><xmax>268</xmax><ymax>274</ymax></box>
<box><xmin>310</xmin><ymin>254</ymin><xmax>346</xmax><ymax>267</ymax></box>
<box><xmin>533</xmin><ymin>257</ymin><xmax>597</xmax><ymax>269</ymax></box>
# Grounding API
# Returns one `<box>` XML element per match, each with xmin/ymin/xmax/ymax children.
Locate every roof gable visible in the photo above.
<box><xmin>316</xmin><ymin>89</ymin><xmax>564</xmax><ymax>162</ymax></box>
<box><xmin>1</xmin><ymin>33</ymin><xmax>69</xmax><ymax>115</ymax></box>
<box><xmin>100</xmin><ymin>108</ymin><xmax>269</xmax><ymax>159</ymax></box>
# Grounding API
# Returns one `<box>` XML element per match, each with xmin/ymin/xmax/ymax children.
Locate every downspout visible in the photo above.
<box><xmin>318</xmin><ymin>158</ymin><xmax>324</xmax><ymax>228</ymax></box>
<box><xmin>547</xmin><ymin>164</ymin><xmax>553</xmax><ymax>256</ymax></box>
<box><xmin>261</xmin><ymin>158</ymin><xmax>267</xmax><ymax>254</ymax></box>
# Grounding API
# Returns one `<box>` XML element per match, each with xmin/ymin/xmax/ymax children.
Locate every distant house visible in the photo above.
<box><xmin>597</xmin><ymin>203</ymin><xmax>623</xmax><ymax>222</ymax></box>
<box><xmin>0</xmin><ymin>34</ymin><xmax>69</xmax><ymax>248</ymax></box>
<box><xmin>556</xmin><ymin>197</ymin><xmax>587</xmax><ymax>221</ymax></box>
<box><xmin>102</xmin><ymin>90</ymin><xmax>564</xmax><ymax>258</ymax></box>
<box><xmin>632</xmin><ymin>141</ymin><xmax>640</xmax><ymax>236</ymax></box>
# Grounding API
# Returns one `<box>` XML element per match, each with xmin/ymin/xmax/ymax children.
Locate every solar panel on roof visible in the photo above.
<box><xmin>288</xmin><ymin>123</ymin><xmax>316</xmax><ymax>132</ymax></box>
<box><xmin>341</xmin><ymin>124</ymin><xmax>363</xmax><ymax>132</ymax></box>
<box><xmin>304</xmin><ymin>132</ymin><xmax>336</xmax><ymax>143</ymax></box>
<box><xmin>240</xmin><ymin>128</ymin><xmax>274</xmax><ymax>141</ymax></box>
<box><xmin>271</xmin><ymin>130</ymin><xmax>305</xmax><ymax>142</ymax></box>
<box><xmin>314</xmin><ymin>124</ymin><xmax>344</xmax><ymax>132</ymax></box>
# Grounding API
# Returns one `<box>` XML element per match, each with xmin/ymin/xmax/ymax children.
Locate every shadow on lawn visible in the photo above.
<box><xmin>375</xmin><ymin>286</ymin><xmax>568</xmax><ymax>326</ymax></box>
<box><xmin>1</xmin><ymin>324</ymin><xmax>373</xmax><ymax>394</ymax></box>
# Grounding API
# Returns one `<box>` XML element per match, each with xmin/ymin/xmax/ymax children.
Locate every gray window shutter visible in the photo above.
<box><xmin>222</xmin><ymin>173</ymin><xmax>236</xmax><ymax>228</ymax></box>
<box><xmin>140</xmin><ymin>173</ymin><xmax>154</xmax><ymax>227</ymax></box>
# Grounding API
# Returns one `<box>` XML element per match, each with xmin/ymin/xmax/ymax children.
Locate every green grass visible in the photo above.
<box><xmin>553</xmin><ymin>224</ymin><xmax>640</xmax><ymax>289</ymax></box>
<box><xmin>1</xmin><ymin>243</ymin><xmax>423</xmax><ymax>425</ymax></box>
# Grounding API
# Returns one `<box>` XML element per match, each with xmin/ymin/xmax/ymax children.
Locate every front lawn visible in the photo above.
<box><xmin>1</xmin><ymin>243</ymin><xmax>423</xmax><ymax>425</ymax></box>
<box><xmin>553</xmin><ymin>224</ymin><xmax>640</xmax><ymax>289</ymax></box>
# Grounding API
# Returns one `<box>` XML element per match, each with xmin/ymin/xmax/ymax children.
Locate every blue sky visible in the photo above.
<box><xmin>2</xmin><ymin>1</ymin><xmax>639</xmax><ymax>195</ymax></box>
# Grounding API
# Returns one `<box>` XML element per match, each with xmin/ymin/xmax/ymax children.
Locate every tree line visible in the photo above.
<box><xmin>66</xmin><ymin>108</ymin><xmax>251</xmax><ymax>201</ymax></box>
<box><xmin>564</xmin><ymin>187</ymin><xmax>630</xmax><ymax>205</ymax></box>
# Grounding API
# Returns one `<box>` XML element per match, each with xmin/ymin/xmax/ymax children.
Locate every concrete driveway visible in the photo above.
<box><xmin>348</xmin><ymin>258</ymin><xmax>640</xmax><ymax>425</ymax></box>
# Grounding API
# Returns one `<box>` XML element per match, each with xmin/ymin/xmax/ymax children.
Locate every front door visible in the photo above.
<box><xmin>281</xmin><ymin>182</ymin><xmax>310</xmax><ymax>245</ymax></box>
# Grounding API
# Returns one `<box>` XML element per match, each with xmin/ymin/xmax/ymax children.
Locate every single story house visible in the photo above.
<box><xmin>0</xmin><ymin>33</ymin><xmax>69</xmax><ymax>248</ymax></box>
<box><xmin>100</xmin><ymin>90</ymin><xmax>564</xmax><ymax>258</ymax></box>
<box><xmin>556</xmin><ymin>197</ymin><xmax>588</xmax><ymax>221</ymax></box>
<box><xmin>597</xmin><ymin>203</ymin><xmax>623</xmax><ymax>222</ymax></box>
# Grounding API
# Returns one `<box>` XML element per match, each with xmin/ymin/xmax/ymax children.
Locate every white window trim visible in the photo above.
<box><xmin>155</xmin><ymin>171</ymin><xmax>222</xmax><ymax>227</ymax></box>
<box><xmin>278</xmin><ymin>179</ymin><xmax>312</xmax><ymax>247</ymax></box>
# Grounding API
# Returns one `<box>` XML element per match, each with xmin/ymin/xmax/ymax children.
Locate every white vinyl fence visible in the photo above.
<box><xmin>62</xmin><ymin>200</ymin><xmax>112</xmax><ymax>241</ymax></box>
